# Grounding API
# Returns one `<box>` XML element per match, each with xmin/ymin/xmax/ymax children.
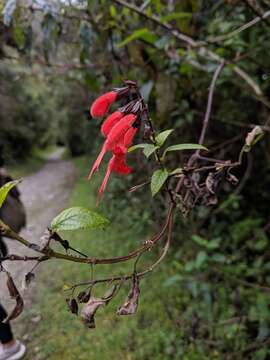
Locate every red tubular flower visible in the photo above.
<box><xmin>112</xmin><ymin>154</ymin><xmax>132</xmax><ymax>175</ymax></box>
<box><xmin>90</xmin><ymin>91</ymin><xmax>118</xmax><ymax>118</ymax></box>
<box><xmin>87</xmin><ymin>143</ymin><xmax>107</xmax><ymax>180</ymax></box>
<box><xmin>96</xmin><ymin>157</ymin><xmax>114</xmax><ymax>206</ymax></box>
<box><xmin>101</xmin><ymin>111</ymin><xmax>124</xmax><ymax>137</ymax></box>
<box><xmin>96</xmin><ymin>153</ymin><xmax>132</xmax><ymax>206</ymax></box>
<box><xmin>106</xmin><ymin>114</ymin><xmax>137</xmax><ymax>149</ymax></box>
<box><xmin>124</xmin><ymin>127</ymin><xmax>138</xmax><ymax>148</ymax></box>
<box><xmin>87</xmin><ymin>114</ymin><xmax>137</xmax><ymax>180</ymax></box>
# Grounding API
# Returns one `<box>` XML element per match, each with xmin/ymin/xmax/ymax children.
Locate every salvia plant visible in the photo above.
<box><xmin>0</xmin><ymin>77</ymin><xmax>264</xmax><ymax>329</ymax></box>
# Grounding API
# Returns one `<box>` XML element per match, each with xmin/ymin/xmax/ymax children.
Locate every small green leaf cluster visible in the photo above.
<box><xmin>129</xmin><ymin>129</ymin><xmax>207</xmax><ymax>196</ymax></box>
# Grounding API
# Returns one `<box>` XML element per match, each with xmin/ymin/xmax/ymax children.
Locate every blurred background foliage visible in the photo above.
<box><xmin>1</xmin><ymin>0</ymin><xmax>270</xmax><ymax>358</ymax></box>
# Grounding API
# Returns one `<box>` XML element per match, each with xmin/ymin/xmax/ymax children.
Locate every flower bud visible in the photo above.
<box><xmin>90</xmin><ymin>91</ymin><xmax>118</xmax><ymax>118</ymax></box>
<box><xmin>101</xmin><ymin>111</ymin><xmax>124</xmax><ymax>137</ymax></box>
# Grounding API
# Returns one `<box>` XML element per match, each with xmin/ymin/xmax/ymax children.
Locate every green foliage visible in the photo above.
<box><xmin>162</xmin><ymin>144</ymin><xmax>208</xmax><ymax>158</ymax></box>
<box><xmin>117</xmin><ymin>28</ymin><xmax>158</xmax><ymax>47</ymax></box>
<box><xmin>0</xmin><ymin>179</ymin><xmax>20</xmax><ymax>208</ymax></box>
<box><xmin>50</xmin><ymin>206</ymin><xmax>109</xmax><ymax>232</ymax></box>
<box><xmin>151</xmin><ymin>168</ymin><xmax>168</xmax><ymax>196</ymax></box>
<box><xmin>1</xmin><ymin>0</ymin><xmax>270</xmax><ymax>357</ymax></box>
<box><xmin>155</xmin><ymin>129</ymin><xmax>174</xmax><ymax>147</ymax></box>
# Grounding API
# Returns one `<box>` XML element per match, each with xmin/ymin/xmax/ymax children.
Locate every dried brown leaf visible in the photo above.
<box><xmin>117</xmin><ymin>275</ymin><xmax>140</xmax><ymax>316</ymax></box>
<box><xmin>66</xmin><ymin>298</ymin><xmax>78</xmax><ymax>315</ymax></box>
<box><xmin>77</xmin><ymin>291</ymin><xmax>91</xmax><ymax>304</ymax></box>
<box><xmin>245</xmin><ymin>126</ymin><xmax>264</xmax><ymax>147</ymax></box>
<box><xmin>80</xmin><ymin>297</ymin><xmax>105</xmax><ymax>328</ymax></box>
<box><xmin>205</xmin><ymin>172</ymin><xmax>216</xmax><ymax>194</ymax></box>
<box><xmin>22</xmin><ymin>272</ymin><xmax>35</xmax><ymax>290</ymax></box>
<box><xmin>4</xmin><ymin>272</ymin><xmax>24</xmax><ymax>322</ymax></box>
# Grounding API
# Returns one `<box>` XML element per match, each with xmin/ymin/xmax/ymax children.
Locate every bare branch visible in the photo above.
<box><xmin>198</xmin><ymin>62</ymin><xmax>225</xmax><ymax>147</ymax></box>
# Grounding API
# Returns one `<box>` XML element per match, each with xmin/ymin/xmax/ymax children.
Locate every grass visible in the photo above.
<box><xmin>18</xmin><ymin>157</ymin><xmax>179</xmax><ymax>360</ymax></box>
<box><xmin>6</xmin><ymin>145</ymin><xmax>60</xmax><ymax>178</ymax></box>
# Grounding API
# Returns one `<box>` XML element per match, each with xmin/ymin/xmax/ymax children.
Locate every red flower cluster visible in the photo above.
<box><xmin>88</xmin><ymin>89</ymin><xmax>139</xmax><ymax>204</ymax></box>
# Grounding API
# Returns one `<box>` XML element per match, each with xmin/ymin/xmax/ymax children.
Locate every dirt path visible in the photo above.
<box><xmin>0</xmin><ymin>152</ymin><xmax>76</xmax><ymax>312</ymax></box>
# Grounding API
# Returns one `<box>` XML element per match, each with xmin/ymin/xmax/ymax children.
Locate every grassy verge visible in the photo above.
<box><xmin>19</xmin><ymin>157</ymin><xmax>178</xmax><ymax>360</ymax></box>
<box><xmin>6</xmin><ymin>145</ymin><xmax>60</xmax><ymax>178</ymax></box>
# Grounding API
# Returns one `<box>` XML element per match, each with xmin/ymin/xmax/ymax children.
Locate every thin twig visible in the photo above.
<box><xmin>0</xmin><ymin>204</ymin><xmax>174</xmax><ymax>266</ymax></box>
<box><xmin>207</xmin><ymin>10</ymin><xmax>270</xmax><ymax>43</ymax></box>
<box><xmin>69</xmin><ymin>210</ymin><xmax>174</xmax><ymax>289</ymax></box>
<box><xmin>111</xmin><ymin>0</ymin><xmax>263</xmax><ymax>97</ymax></box>
<box><xmin>198</xmin><ymin>62</ymin><xmax>225</xmax><ymax>147</ymax></box>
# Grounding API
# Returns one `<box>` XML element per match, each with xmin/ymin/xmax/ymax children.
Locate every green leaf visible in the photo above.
<box><xmin>128</xmin><ymin>143</ymin><xmax>149</xmax><ymax>152</ymax></box>
<box><xmin>195</xmin><ymin>251</ymin><xmax>208</xmax><ymax>269</ymax></box>
<box><xmin>210</xmin><ymin>254</ymin><xmax>226</xmax><ymax>263</ymax></box>
<box><xmin>14</xmin><ymin>23</ymin><xmax>25</xmax><ymax>49</ymax></box>
<box><xmin>161</xmin><ymin>12</ymin><xmax>192</xmax><ymax>23</ymax></box>
<box><xmin>143</xmin><ymin>144</ymin><xmax>159</xmax><ymax>158</ymax></box>
<box><xmin>192</xmin><ymin>235</ymin><xmax>209</xmax><ymax>248</ymax></box>
<box><xmin>163</xmin><ymin>274</ymin><xmax>183</xmax><ymax>288</ymax></box>
<box><xmin>109</xmin><ymin>5</ymin><xmax>117</xmax><ymax>17</ymax></box>
<box><xmin>155</xmin><ymin>129</ymin><xmax>174</xmax><ymax>147</ymax></box>
<box><xmin>151</xmin><ymin>169</ymin><xmax>168</xmax><ymax>196</ymax></box>
<box><xmin>169</xmin><ymin>168</ymin><xmax>182</xmax><ymax>176</ymax></box>
<box><xmin>0</xmin><ymin>180</ymin><xmax>21</xmax><ymax>209</ymax></box>
<box><xmin>117</xmin><ymin>28</ymin><xmax>158</xmax><ymax>47</ymax></box>
<box><xmin>163</xmin><ymin>143</ymin><xmax>208</xmax><ymax>158</ymax></box>
<box><xmin>50</xmin><ymin>206</ymin><xmax>109</xmax><ymax>232</ymax></box>
<box><xmin>192</xmin><ymin>235</ymin><xmax>220</xmax><ymax>250</ymax></box>
<box><xmin>62</xmin><ymin>284</ymin><xmax>72</xmax><ymax>291</ymax></box>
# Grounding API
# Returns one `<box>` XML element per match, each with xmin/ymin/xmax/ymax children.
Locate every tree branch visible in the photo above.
<box><xmin>111</xmin><ymin>0</ymin><xmax>263</xmax><ymax>97</ymax></box>
<box><xmin>207</xmin><ymin>9</ymin><xmax>270</xmax><ymax>43</ymax></box>
<box><xmin>198</xmin><ymin>61</ymin><xmax>225</xmax><ymax>147</ymax></box>
<box><xmin>0</xmin><ymin>204</ymin><xmax>174</xmax><ymax>266</ymax></box>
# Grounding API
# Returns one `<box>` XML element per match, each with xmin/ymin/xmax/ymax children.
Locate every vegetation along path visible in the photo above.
<box><xmin>0</xmin><ymin>150</ymin><xmax>76</xmax><ymax>318</ymax></box>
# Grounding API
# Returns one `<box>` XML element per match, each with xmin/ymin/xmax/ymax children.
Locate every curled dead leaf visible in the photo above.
<box><xmin>66</xmin><ymin>298</ymin><xmax>78</xmax><ymax>315</ymax></box>
<box><xmin>80</xmin><ymin>285</ymin><xmax>118</xmax><ymax>328</ymax></box>
<box><xmin>245</xmin><ymin>126</ymin><xmax>264</xmax><ymax>147</ymax></box>
<box><xmin>77</xmin><ymin>290</ymin><xmax>91</xmax><ymax>304</ymax></box>
<box><xmin>4</xmin><ymin>272</ymin><xmax>24</xmax><ymax>322</ymax></box>
<box><xmin>205</xmin><ymin>172</ymin><xmax>216</xmax><ymax>195</ymax></box>
<box><xmin>22</xmin><ymin>272</ymin><xmax>35</xmax><ymax>290</ymax></box>
<box><xmin>80</xmin><ymin>297</ymin><xmax>105</xmax><ymax>328</ymax></box>
<box><xmin>117</xmin><ymin>275</ymin><xmax>140</xmax><ymax>316</ymax></box>
<box><xmin>39</xmin><ymin>229</ymin><xmax>51</xmax><ymax>250</ymax></box>
<box><xmin>226</xmin><ymin>172</ymin><xmax>238</xmax><ymax>185</ymax></box>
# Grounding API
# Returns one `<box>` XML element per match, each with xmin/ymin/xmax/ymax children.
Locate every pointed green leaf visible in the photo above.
<box><xmin>151</xmin><ymin>169</ymin><xmax>169</xmax><ymax>196</ymax></box>
<box><xmin>117</xmin><ymin>28</ymin><xmax>158</xmax><ymax>47</ymax></box>
<box><xmin>143</xmin><ymin>144</ymin><xmax>159</xmax><ymax>158</ymax></box>
<box><xmin>163</xmin><ymin>144</ymin><xmax>208</xmax><ymax>158</ymax></box>
<box><xmin>169</xmin><ymin>168</ymin><xmax>182</xmax><ymax>176</ymax></box>
<box><xmin>161</xmin><ymin>12</ymin><xmax>192</xmax><ymax>23</ymax></box>
<box><xmin>50</xmin><ymin>207</ymin><xmax>109</xmax><ymax>232</ymax></box>
<box><xmin>195</xmin><ymin>251</ymin><xmax>208</xmax><ymax>269</ymax></box>
<box><xmin>128</xmin><ymin>143</ymin><xmax>149</xmax><ymax>153</ymax></box>
<box><xmin>0</xmin><ymin>180</ymin><xmax>21</xmax><ymax>209</ymax></box>
<box><xmin>128</xmin><ymin>143</ymin><xmax>159</xmax><ymax>158</ymax></box>
<box><xmin>155</xmin><ymin>129</ymin><xmax>174</xmax><ymax>147</ymax></box>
